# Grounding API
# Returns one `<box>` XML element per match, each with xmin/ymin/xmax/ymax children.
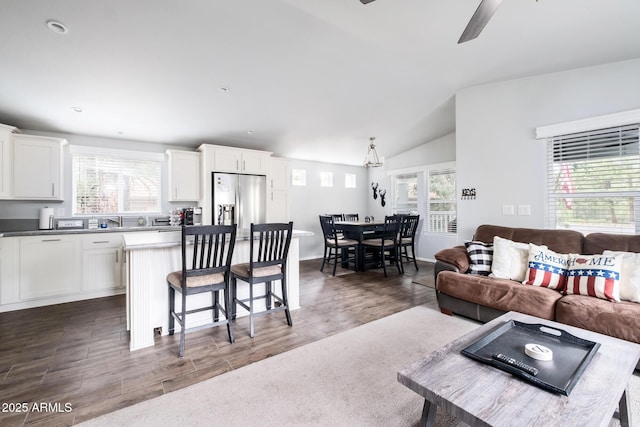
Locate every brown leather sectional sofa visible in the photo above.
<box><xmin>434</xmin><ymin>224</ymin><xmax>640</xmax><ymax>345</ymax></box>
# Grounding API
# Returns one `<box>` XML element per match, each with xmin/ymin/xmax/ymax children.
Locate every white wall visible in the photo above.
<box><xmin>455</xmin><ymin>58</ymin><xmax>640</xmax><ymax>242</ymax></box>
<box><xmin>288</xmin><ymin>159</ymin><xmax>369</xmax><ymax>260</ymax></box>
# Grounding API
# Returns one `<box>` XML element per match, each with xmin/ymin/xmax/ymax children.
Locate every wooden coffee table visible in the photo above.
<box><xmin>398</xmin><ymin>311</ymin><xmax>640</xmax><ymax>427</ymax></box>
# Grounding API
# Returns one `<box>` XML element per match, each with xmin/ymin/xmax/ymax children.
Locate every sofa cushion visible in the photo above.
<box><xmin>465</xmin><ymin>241</ymin><xmax>493</xmax><ymax>275</ymax></box>
<box><xmin>522</xmin><ymin>244</ymin><xmax>569</xmax><ymax>291</ymax></box>
<box><xmin>490</xmin><ymin>236</ymin><xmax>530</xmax><ymax>281</ymax></box>
<box><xmin>436</xmin><ymin>271</ymin><xmax>562</xmax><ymax>320</ymax></box>
<box><xmin>556</xmin><ymin>295</ymin><xmax>640</xmax><ymax>344</ymax></box>
<box><xmin>584</xmin><ymin>233</ymin><xmax>640</xmax><ymax>255</ymax></box>
<box><xmin>473</xmin><ymin>224</ymin><xmax>584</xmax><ymax>254</ymax></box>
<box><xmin>565</xmin><ymin>254</ymin><xmax>622</xmax><ymax>302</ymax></box>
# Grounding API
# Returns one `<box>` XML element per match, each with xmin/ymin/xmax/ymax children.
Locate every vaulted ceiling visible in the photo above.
<box><xmin>1</xmin><ymin>0</ymin><xmax>639</xmax><ymax>165</ymax></box>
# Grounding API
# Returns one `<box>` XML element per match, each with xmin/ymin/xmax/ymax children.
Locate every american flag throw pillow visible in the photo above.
<box><xmin>523</xmin><ymin>243</ymin><xmax>569</xmax><ymax>291</ymax></box>
<box><xmin>566</xmin><ymin>254</ymin><xmax>622</xmax><ymax>302</ymax></box>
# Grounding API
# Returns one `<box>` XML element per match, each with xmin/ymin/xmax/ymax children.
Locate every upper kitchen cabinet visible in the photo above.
<box><xmin>199</xmin><ymin>144</ymin><xmax>271</xmax><ymax>175</ymax></box>
<box><xmin>0</xmin><ymin>123</ymin><xmax>17</xmax><ymax>199</ymax></box>
<box><xmin>12</xmin><ymin>134</ymin><xmax>66</xmax><ymax>200</ymax></box>
<box><xmin>166</xmin><ymin>149</ymin><xmax>201</xmax><ymax>202</ymax></box>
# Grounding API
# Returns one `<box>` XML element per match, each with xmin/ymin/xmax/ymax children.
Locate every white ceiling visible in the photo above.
<box><xmin>1</xmin><ymin>0</ymin><xmax>639</xmax><ymax>165</ymax></box>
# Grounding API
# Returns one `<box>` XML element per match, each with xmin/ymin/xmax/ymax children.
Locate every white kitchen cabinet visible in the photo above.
<box><xmin>166</xmin><ymin>149</ymin><xmax>201</xmax><ymax>201</ymax></box>
<box><xmin>18</xmin><ymin>235</ymin><xmax>82</xmax><ymax>300</ymax></box>
<box><xmin>82</xmin><ymin>233</ymin><xmax>124</xmax><ymax>291</ymax></box>
<box><xmin>0</xmin><ymin>123</ymin><xmax>17</xmax><ymax>199</ymax></box>
<box><xmin>12</xmin><ymin>134</ymin><xmax>66</xmax><ymax>200</ymax></box>
<box><xmin>267</xmin><ymin>157</ymin><xmax>290</xmax><ymax>222</ymax></box>
<box><xmin>0</xmin><ymin>238</ymin><xmax>19</xmax><ymax>304</ymax></box>
<box><xmin>206</xmin><ymin>145</ymin><xmax>270</xmax><ymax>175</ymax></box>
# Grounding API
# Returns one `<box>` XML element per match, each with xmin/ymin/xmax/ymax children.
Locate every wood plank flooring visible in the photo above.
<box><xmin>0</xmin><ymin>259</ymin><xmax>437</xmax><ymax>426</ymax></box>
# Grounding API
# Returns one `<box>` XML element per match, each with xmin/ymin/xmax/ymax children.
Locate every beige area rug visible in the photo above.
<box><xmin>78</xmin><ymin>306</ymin><xmax>639</xmax><ymax>427</ymax></box>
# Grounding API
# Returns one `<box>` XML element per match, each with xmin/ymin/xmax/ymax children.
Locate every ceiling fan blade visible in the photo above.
<box><xmin>360</xmin><ymin>0</ymin><xmax>376</xmax><ymax>4</ymax></box>
<box><xmin>458</xmin><ymin>0</ymin><xmax>503</xmax><ymax>44</ymax></box>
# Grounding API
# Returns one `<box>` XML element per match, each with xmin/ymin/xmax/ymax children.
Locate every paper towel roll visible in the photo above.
<box><xmin>39</xmin><ymin>207</ymin><xmax>54</xmax><ymax>230</ymax></box>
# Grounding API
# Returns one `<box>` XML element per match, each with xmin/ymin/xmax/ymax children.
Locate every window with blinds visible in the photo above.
<box><xmin>72</xmin><ymin>147</ymin><xmax>162</xmax><ymax>215</ymax></box>
<box><xmin>546</xmin><ymin>123</ymin><xmax>640</xmax><ymax>235</ymax></box>
<box><xmin>427</xmin><ymin>167</ymin><xmax>457</xmax><ymax>233</ymax></box>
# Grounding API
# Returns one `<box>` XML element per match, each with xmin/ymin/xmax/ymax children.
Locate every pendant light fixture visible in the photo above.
<box><xmin>363</xmin><ymin>137</ymin><xmax>383</xmax><ymax>168</ymax></box>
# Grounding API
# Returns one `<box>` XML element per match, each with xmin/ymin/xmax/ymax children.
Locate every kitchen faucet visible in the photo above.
<box><xmin>104</xmin><ymin>216</ymin><xmax>123</xmax><ymax>227</ymax></box>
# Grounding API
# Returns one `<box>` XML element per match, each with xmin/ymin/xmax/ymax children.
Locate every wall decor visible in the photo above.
<box><xmin>379</xmin><ymin>189</ymin><xmax>387</xmax><ymax>207</ymax></box>
<box><xmin>371</xmin><ymin>182</ymin><xmax>379</xmax><ymax>200</ymax></box>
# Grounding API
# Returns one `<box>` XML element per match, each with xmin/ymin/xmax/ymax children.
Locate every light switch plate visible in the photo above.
<box><xmin>502</xmin><ymin>205</ymin><xmax>515</xmax><ymax>215</ymax></box>
<box><xmin>518</xmin><ymin>204</ymin><xmax>532</xmax><ymax>215</ymax></box>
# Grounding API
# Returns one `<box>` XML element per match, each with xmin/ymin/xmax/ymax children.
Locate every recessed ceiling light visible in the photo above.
<box><xmin>219</xmin><ymin>87</ymin><xmax>230</xmax><ymax>93</ymax></box>
<box><xmin>70</xmin><ymin>106</ymin><xmax>83</xmax><ymax>113</ymax></box>
<box><xmin>46</xmin><ymin>20</ymin><xmax>69</xmax><ymax>34</ymax></box>
<box><xmin>246</xmin><ymin>130</ymin><xmax>255</xmax><ymax>135</ymax></box>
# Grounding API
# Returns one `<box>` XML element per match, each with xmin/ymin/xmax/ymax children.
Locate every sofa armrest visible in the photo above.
<box><xmin>434</xmin><ymin>246</ymin><xmax>469</xmax><ymax>273</ymax></box>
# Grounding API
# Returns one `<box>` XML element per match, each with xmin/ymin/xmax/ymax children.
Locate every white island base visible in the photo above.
<box><xmin>124</xmin><ymin>230</ymin><xmax>308</xmax><ymax>351</ymax></box>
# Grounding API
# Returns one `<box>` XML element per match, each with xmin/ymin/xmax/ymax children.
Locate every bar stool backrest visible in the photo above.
<box><xmin>181</xmin><ymin>224</ymin><xmax>237</xmax><ymax>288</ymax></box>
<box><xmin>249</xmin><ymin>222</ymin><xmax>294</xmax><ymax>272</ymax></box>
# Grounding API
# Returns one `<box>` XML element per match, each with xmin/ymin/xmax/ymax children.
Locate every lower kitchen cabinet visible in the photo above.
<box><xmin>82</xmin><ymin>234</ymin><xmax>124</xmax><ymax>291</ymax></box>
<box><xmin>19</xmin><ymin>235</ymin><xmax>82</xmax><ymax>300</ymax></box>
<box><xmin>0</xmin><ymin>232</ymin><xmax>126</xmax><ymax>312</ymax></box>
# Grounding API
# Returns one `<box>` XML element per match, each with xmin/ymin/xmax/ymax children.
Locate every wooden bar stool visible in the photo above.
<box><xmin>231</xmin><ymin>222</ymin><xmax>294</xmax><ymax>338</ymax></box>
<box><xmin>167</xmin><ymin>224</ymin><xmax>237</xmax><ymax>357</ymax></box>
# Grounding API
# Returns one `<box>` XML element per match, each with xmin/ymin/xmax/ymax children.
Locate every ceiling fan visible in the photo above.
<box><xmin>359</xmin><ymin>0</ymin><xmax>504</xmax><ymax>44</ymax></box>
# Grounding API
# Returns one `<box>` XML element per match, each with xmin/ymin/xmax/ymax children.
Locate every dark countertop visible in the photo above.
<box><xmin>0</xmin><ymin>226</ymin><xmax>180</xmax><ymax>238</ymax></box>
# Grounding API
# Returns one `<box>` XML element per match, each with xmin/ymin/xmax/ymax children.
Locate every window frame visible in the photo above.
<box><xmin>70</xmin><ymin>145</ymin><xmax>163</xmax><ymax>216</ymax></box>
<box><xmin>388</xmin><ymin>161</ymin><xmax>457</xmax><ymax>235</ymax></box>
<box><xmin>538</xmin><ymin>110</ymin><xmax>640</xmax><ymax>235</ymax></box>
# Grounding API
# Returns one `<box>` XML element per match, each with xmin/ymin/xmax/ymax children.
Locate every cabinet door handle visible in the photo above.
<box><xmin>116</xmin><ymin>249</ymin><xmax>119</xmax><ymax>263</ymax></box>
<box><xmin>41</xmin><ymin>238</ymin><xmax>61</xmax><ymax>242</ymax></box>
<box><xmin>51</xmin><ymin>183</ymin><xmax>55</xmax><ymax>197</ymax></box>
<box><xmin>243</xmin><ymin>160</ymin><xmax>246</xmax><ymax>171</ymax></box>
<box><xmin>93</xmin><ymin>240</ymin><xmax>110</xmax><ymax>244</ymax></box>
<box><xmin>236</xmin><ymin>160</ymin><xmax>239</xmax><ymax>170</ymax></box>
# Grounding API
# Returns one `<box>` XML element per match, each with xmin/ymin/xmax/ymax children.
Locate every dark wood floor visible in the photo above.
<box><xmin>0</xmin><ymin>259</ymin><xmax>437</xmax><ymax>426</ymax></box>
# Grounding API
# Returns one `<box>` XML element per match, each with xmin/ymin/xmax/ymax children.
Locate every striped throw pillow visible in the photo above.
<box><xmin>566</xmin><ymin>254</ymin><xmax>622</xmax><ymax>302</ymax></box>
<box><xmin>523</xmin><ymin>243</ymin><xmax>569</xmax><ymax>291</ymax></box>
<box><xmin>465</xmin><ymin>241</ymin><xmax>493</xmax><ymax>276</ymax></box>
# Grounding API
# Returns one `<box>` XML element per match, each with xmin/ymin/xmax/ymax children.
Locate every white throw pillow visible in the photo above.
<box><xmin>489</xmin><ymin>236</ymin><xmax>531</xmax><ymax>281</ymax></box>
<box><xmin>603</xmin><ymin>250</ymin><xmax>640</xmax><ymax>303</ymax></box>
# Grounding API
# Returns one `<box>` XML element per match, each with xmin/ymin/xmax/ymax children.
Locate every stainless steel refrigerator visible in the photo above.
<box><xmin>212</xmin><ymin>172</ymin><xmax>266</xmax><ymax>233</ymax></box>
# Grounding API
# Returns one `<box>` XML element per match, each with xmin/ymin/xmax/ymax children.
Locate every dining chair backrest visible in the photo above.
<box><xmin>343</xmin><ymin>213</ymin><xmax>359</xmax><ymax>221</ymax></box>
<box><xmin>249</xmin><ymin>222</ymin><xmax>294</xmax><ymax>272</ymax></box>
<box><xmin>319</xmin><ymin>215</ymin><xmax>339</xmax><ymax>243</ymax></box>
<box><xmin>180</xmin><ymin>224</ymin><xmax>237</xmax><ymax>287</ymax></box>
<box><xmin>382</xmin><ymin>215</ymin><xmax>400</xmax><ymax>242</ymax></box>
<box><xmin>399</xmin><ymin>215</ymin><xmax>420</xmax><ymax>240</ymax></box>
<box><xmin>329</xmin><ymin>214</ymin><xmax>344</xmax><ymax>222</ymax></box>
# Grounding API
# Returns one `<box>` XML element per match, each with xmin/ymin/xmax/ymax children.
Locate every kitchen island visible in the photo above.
<box><xmin>124</xmin><ymin>228</ymin><xmax>312</xmax><ymax>351</ymax></box>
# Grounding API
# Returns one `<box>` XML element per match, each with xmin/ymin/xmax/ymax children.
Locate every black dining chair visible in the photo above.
<box><xmin>398</xmin><ymin>215</ymin><xmax>420</xmax><ymax>273</ymax></box>
<box><xmin>319</xmin><ymin>215</ymin><xmax>359</xmax><ymax>275</ymax></box>
<box><xmin>362</xmin><ymin>215</ymin><xmax>402</xmax><ymax>277</ymax></box>
<box><xmin>167</xmin><ymin>224</ymin><xmax>237</xmax><ymax>357</ymax></box>
<box><xmin>230</xmin><ymin>222</ymin><xmax>294</xmax><ymax>338</ymax></box>
<box><xmin>343</xmin><ymin>213</ymin><xmax>359</xmax><ymax>221</ymax></box>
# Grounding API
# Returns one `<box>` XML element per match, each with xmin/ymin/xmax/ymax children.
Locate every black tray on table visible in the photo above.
<box><xmin>461</xmin><ymin>320</ymin><xmax>600</xmax><ymax>395</ymax></box>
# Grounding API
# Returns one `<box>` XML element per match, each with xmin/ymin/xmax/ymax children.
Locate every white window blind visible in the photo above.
<box><xmin>392</xmin><ymin>173</ymin><xmax>419</xmax><ymax>215</ymax></box>
<box><xmin>546</xmin><ymin>124</ymin><xmax>640</xmax><ymax>235</ymax></box>
<box><xmin>426</xmin><ymin>167</ymin><xmax>457</xmax><ymax>233</ymax></box>
<box><xmin>71</xmin><ymin>147</ymin><xmax>162</xmax><ymax>215</ymax></box>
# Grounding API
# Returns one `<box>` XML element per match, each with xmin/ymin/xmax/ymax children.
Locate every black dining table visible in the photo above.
<box><xmin>334</xmin><ymin>220</ymin><xmax>385</xmax><ymax>271</ymax></box>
